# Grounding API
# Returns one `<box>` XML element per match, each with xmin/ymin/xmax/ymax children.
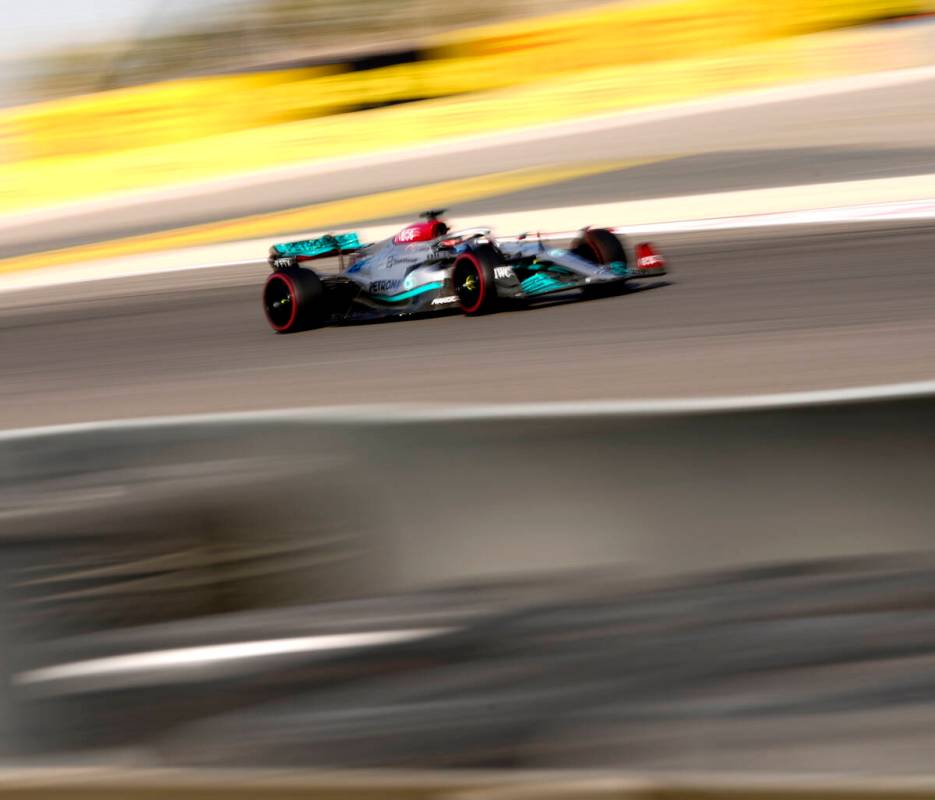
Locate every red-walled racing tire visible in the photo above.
<box><xmin>571</xmin><ymin>228</ymin><xmax>628</xmax><ymax>267</ymax></box>
<box><xmin>263</xmin><ymin>267</ymin><xmax>328</xmax><ymax>333</ymax></box>
<box><xmin>453</xmin><ymin>245</ymin><xmax>501</xmax><ymax>316</ymax></box>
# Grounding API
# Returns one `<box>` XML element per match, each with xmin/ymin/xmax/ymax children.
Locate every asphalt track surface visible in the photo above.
<box><xmin>2</xmin><ymin>220</ymin><xmax>934</xmax><ymax>431</ymax></box>
<box><xmin>3</xmin><ymin>73</ymin><xmax>935</xmax><ymax>430</ymax></box>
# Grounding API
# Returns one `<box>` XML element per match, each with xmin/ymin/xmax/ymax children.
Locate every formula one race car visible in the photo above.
<box><xmin>262</xmin><ymin>211</ymin><xmax>667</xmax><ymax>333</ymax></box>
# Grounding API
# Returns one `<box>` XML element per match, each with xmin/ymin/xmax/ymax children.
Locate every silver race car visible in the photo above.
<box><xmin>262</xmin><ymin>210</ymin><xmax>667</xmax><ymax>333</ymax></box>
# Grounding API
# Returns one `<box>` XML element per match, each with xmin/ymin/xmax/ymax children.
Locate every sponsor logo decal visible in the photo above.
<box><xmin>494</xmin><ymin>266</ymin><xmax>514</xmax><ymax>280</ymax></box>
<box><xmin>638</xmin><ymin>255</ymin><xmax>665</xmax><ymax>269</ymax></box>
<box><xmin>370</xmin><ymin>279</ymin><xmax>403</xmax><ymax>293</ymax></box>
<box><xmin>431</xmin><ymin>295</ymin><xmax>458</xmax><ymax>306</ymax></box>
<box><xmin>389</xmin><ymin>255</ymin><xmax>420</xmax><ymax>265</ymax></box>
<box><xmin>397</xmin><ymin>227</ymin><xmax>420</xmax><ymax>243</ymax></box>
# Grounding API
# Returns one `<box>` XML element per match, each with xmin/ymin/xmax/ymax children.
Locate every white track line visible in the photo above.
<box><xmin>494</xmin><ymin>198</ymin><xmax>935</xmax><ymax>240</ymax></box>
<box><xmin>16</xmin><ymin>628</ymin><xmax>455</xmax><ymax>686</ymax></box>
<box><xmin>620</xmin><ymin>198</ymin><xmax>935</xmax><ymax>234</ymax></box>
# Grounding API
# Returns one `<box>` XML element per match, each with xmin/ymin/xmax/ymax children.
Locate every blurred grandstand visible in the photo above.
<box><xmin>17</xmin><ymin>0</ymin><xmax>605</xmax><ymax>102</ymax></box>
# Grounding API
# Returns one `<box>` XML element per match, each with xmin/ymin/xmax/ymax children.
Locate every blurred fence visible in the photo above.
<box><xmin>2</xmin><ymin>0</ymin><xmax>931</xmax><ymax>162</ymax></box>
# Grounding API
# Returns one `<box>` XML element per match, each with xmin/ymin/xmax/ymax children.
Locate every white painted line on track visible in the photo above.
<box><xmin>495</xmin><ymin>198</ymin><xmax>935</xmax><ymax>240</ymax></box>
<box><xmin>16</xmin><ymin>628</ymin><xmax>455</xmax><ymax>686</ymax></box>
<box><xmin>617</xmin><ymin>197</ymin><xmax>935</xmax><ymax>235</ymax></box>
<box><xmin>3</xmin><ymin>63</ymin><xmax>935</xmax><ymax>232</ymax></box>
<box><xmin>3</xmin><ymin>379</ymin><xmax>935</xmax><ymax>440</ymax></box>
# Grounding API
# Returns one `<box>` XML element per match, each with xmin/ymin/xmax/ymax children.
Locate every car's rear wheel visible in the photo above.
<box><xmin>571</xmin><ymin>228</ymin><xmax>627</xmax><ymax>267</ymax></box>
<box><xmin>453</xmin><ymin>245</ymin><xmax>501</xmax><ymax>316</ymax></box>
<box><xmin>263</xmin><ymin>267</ymin><xmax>327</xmax><ymax>333</ymax></box>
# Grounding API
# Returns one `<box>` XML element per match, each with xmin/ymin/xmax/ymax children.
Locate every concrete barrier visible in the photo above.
<box><xmin>2</xmin><ymin>384</ymin><xmax>935</xmax><ymax>761</ymax></box>
<box><xmin>2</xmin><ymin>382</ymin><xmax>935</xmax><ymax>623</ymax></box>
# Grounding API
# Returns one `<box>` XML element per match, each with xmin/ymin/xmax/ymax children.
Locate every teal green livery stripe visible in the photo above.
<box><xmin>521</xmin><ymin>274</ymin><xmax>567</xmax><ymax>295</ymax></box>
<box><xmin>373</xmin><ymin>281</ymin><xmax>444</xmax><ymax>303</ymax></box>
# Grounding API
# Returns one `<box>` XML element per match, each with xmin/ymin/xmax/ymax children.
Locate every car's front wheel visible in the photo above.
<box><xmin>263</xmin><ymin>267</ymin><xmax>328</xmax><ymax>333</ymax></box>
<box><xmin>453</xmin><ymin>245</ymin><xmax>501</xmax><ymax>316</ymax></box>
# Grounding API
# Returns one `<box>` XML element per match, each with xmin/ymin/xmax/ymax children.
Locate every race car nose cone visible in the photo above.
<box><xmin>635</xmin><ymin>242</ymin><xmax>666</xmax><ymax>271</ymax></box>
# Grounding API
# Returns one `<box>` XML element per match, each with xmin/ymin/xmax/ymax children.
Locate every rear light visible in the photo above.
<box><xmin>635</xmin><ymin>242</ymin><xmax>665</xmax><ymax>270</ymax></box>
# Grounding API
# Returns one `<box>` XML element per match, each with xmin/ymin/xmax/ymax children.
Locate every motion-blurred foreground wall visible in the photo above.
<box><xmin>2</xmin><ymin>392</ymin><xmax>935</xmax><ymax>761</ymax></box>
<box><xmin>1</xmin><ymin>391</ymin><xmax>934</xmax><ymax>642</ymax></box>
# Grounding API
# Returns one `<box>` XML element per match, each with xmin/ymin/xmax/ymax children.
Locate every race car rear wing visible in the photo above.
<box><xmin>269</xmin><ymin>233</ymin><xmax>362</xmax><ymax>265</ymax></box>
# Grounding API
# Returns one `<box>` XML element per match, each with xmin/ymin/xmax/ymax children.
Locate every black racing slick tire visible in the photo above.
<box><xmin>453</xmin><ymin>244</ymin><xmax>501</xmax><ymax>316</ymax></box>
<box><xmin>263</xmin><ymin>267</ymin><xmax>328</xmax><ymax>333</ymax></box>
<box><xmin>571</xmin><ymin>228</ymin><xmax>627</xmax><ymax>267</ymax></box>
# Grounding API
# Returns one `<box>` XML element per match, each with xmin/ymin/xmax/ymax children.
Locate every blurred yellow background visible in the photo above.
<box><xmin>1</xmin><ymin>0</ymin><xmax>932</xmax><ymax>212</ymax></box>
